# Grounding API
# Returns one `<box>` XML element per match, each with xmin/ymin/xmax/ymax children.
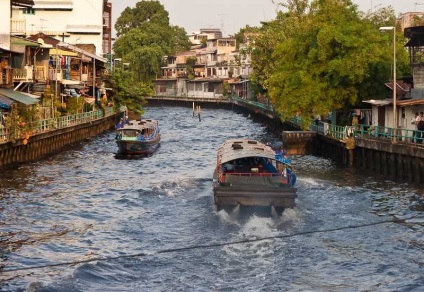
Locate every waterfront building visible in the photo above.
<box><xmin>398</xmin><ymin>12</ymin><xmax>424</xmax><ymax>32</ymax></box>
<box><xmin>363</xmin><ymin>26</ymin><xmax>424</xmax><ymax>139</ymax></box>
<box><xmin>10</xmin><ymin>0</ymin><xmax>112</xmax><ymax>57</ymax></box>
<box><xmin>1</xmin><ymin>0</ymin><xmax>112</xmax><ymax>127</ymax></box>
<box><xmin>155</xmin><ymin>29</ymin><xmax>253</xmax><ymax>99</ymax></box>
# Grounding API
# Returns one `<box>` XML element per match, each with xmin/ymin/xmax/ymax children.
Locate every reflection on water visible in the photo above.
<box><xmin>0</xmin><ymin>106</ymin><xmax>423</xmax><ymax>291</ymax></box>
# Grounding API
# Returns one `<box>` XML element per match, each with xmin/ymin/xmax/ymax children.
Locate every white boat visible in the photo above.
<box><xmin>213</xmin><ymin>139</ymin><xmax>297</xmax><ymax>210</ymax></box>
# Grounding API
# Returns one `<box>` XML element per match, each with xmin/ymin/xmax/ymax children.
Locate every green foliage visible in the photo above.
<box><xmin>66</xmin><ymin>96</ymin><xmax>84</xmax><ymax>115</ymax></box>
<box><xmin>115</xmin><ymin>0</ymin><xmax>170</xmax><ymax>37</ymax></box>
<box><xmin>113</xmin><ymin>0</ymin><xmax>190</xmax><ymax>81</ymax></box>
<box><xmin>249</xmin><ymin>0</ymin><xmax>410</xmax><ymax>128</ymax></box>
<box><xmin>125</xmin><ymin>45</ymin><xmax>164</xmax><ymax>82</ymax></box>
<box><xmin>104</xmin><ymin>70</ymin><xmax>151</xmax><ymax>115</ymax></box>
<box><xmin>234</xmin><ymin>25</ymin><xmax>260</xmax><ymax>49</ymax></box>
<box><xmin>222</xmin><ymin>81</ymin><xmax>230</xmax><ymax>97</ymax></box>
<box><xmin>184</xmin><ymin>56</ymin><xmax>196</xmax><ymax>80</ymax></box>
<box><xmin>111</xmin><ymin>0</ymin><xmax>191</xmax><ymax>112</ymax></box>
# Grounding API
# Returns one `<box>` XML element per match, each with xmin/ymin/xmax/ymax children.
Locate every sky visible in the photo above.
<box><xmin>110</xmin><ymin>0</ymin><xmax>420</xmax><ymax>37</ymax></box>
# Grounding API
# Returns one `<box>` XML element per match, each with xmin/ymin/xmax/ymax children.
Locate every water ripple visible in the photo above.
<box><xmin>0</xmin><ymin>106</ymin><xmax>423</xmax><ymax>291</ymax></box>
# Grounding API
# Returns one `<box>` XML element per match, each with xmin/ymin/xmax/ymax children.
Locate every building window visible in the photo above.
<box><xmin>23</xmin><ymin>8</ymin><xmax>35</xmax><ymax>15</ymax></box>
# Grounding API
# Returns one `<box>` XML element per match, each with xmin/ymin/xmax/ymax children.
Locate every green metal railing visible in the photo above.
<box><xmin>0</xmin><ymin>107</ymin><xmax>115</xmax><ymax>143</ymax></box>
<box><xmin>353</xmin><ymin>124</ymin><xmax>424</xmax><ymax>143</ymax></box>
<box><xmin>231</xmin><ymin>96</ymin><xmax>274</xmax><ymax>112</ymax></box>
<box><xmin>310</xmin><ymin>122</ymin><xmax>354</xmax><ymax>140</ymax></box>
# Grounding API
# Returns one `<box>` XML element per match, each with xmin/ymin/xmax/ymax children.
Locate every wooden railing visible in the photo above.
<box><xmin>10</xmin><ymin>19</ymin><xmax>26</xmax><ymax>35</ymax></box>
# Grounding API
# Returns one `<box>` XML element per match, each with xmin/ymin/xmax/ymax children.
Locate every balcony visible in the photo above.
<box><xmin>10</xmin><ymin>19</ymin><xmax>26</xmax><ymax>35</ymax></box>
<box><xmin>13</xmin><ymin>65</ymin><xmax>33</xmax><ymax>81</ymax></box>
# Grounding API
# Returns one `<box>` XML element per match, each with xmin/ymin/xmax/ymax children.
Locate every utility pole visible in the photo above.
<box><xmin>40</xmin><ymin>18</ymin><xmax>46</xmax><ymax>32</ymax></box>
<box><xmin>218</xmin><ymin>14</ymin><xmax>227</xmax><ymax>36</ymax></box>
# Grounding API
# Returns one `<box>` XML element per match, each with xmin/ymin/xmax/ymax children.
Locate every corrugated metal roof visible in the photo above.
<box><xmin>384</xmin><ymin>80</ymin><xmax>411</xmax><ymax>92</ymax></box>
<box><xmin>11</xmin><ymin>0</ymin><xmax>34</xmax><ymax>7</ymax></box>
<box><xmin>363</xmin><ymin>98</ymin><xmax>424</xmax><ymax>107</ymax></box>
<box><xmin>397</xmin><ymin>98</ymin><xmax>424</xmax><ymax>106</ymax></box>
<box><xmin>0</xmin><ymin>89</ymin><xmax>38</xmax><ymax>105</ymax></box>
<box><xmin>11</xmin><ymin>36</ymin><xmax>40</xmax><ymax>47</ymax></box>
<box><xmin>57</xmin><ymin>42</ymin><xmax>107</xmax><ymax>63</ymax></box>
<box><xmin>217</xmin><ymin>139</ymin><xmax>276</xmax><ymax>165</ymax></box>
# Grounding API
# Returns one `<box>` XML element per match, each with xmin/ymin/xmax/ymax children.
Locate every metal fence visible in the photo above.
<box><xmin>0</xmin><ymin>107</ymin><xmax>114</xmax><ymax>143</ymax></box>
<box><xmin>231</xmin><ymin>96</ymin><xmax>274</xmax><ymax>112</ymax></box>
<box><xmin>295</xmin><ymin>118</ymin><xmax>424</xmax><ymax>144</ymax></box>
<box><xmin>353</xmin><ymin>124</ymin><xmax>424</xmax><ymax>143</ymax></box>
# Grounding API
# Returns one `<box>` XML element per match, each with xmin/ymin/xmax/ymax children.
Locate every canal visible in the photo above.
<box><xmin>1</xmin><ymin>106</ymin><xmax>423</xmax><ymax>291</ymax></box>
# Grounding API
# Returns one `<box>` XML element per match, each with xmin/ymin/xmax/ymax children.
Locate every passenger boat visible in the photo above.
<box><xmin>115</xmin><ymin>119</ymin><xmax>161</xmax><ymax>155</ymax></box>
<box><xmin>213</xmin><ymin>139</ymin><xmax>297</xmax><ymax>210</ymax></box>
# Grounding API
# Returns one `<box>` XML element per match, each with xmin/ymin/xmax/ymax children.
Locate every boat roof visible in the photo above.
<box><xmin>217</xmin><ymin>139</ymin><xmax>276</xmax><ymax>164</ymax></box>
<box><xmin>117</xmin><ymin>119</ymin><xmax>159</xmax><ymax>131</ymax></box>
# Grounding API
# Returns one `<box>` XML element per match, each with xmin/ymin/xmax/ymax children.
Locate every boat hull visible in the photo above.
<box><xmin>213</xmin><ymin>183</ymin><xmax>297</xmax><ymax>208</ymax></box>
<box><xmin>116</xmin><ymin>135</ymin><xmax>160</xmax><ymax>155</ymax></box>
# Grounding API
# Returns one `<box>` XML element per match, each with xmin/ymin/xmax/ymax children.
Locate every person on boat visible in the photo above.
<box><xmin>124</xmin><ymin>116</ymin><xmax>130</xmax><ymax>124</ymax></box>
<box><xmin>275</xmin><ymin>145</ymin><xmax>287</xmax><ymax>160</ymax></box>
<box><xmin>286</xmin><ymin>167</ymin><xmax>297</xmax><ymax>186</ymax></box>
<box><xmin>115</xmin><ymin>119</ymin><xmax>124</xmax><ymax>129</ymax></box>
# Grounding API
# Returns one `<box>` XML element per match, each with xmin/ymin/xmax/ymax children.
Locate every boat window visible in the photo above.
<box><xmin>123</xmin><ymin>130</ymin><xmax>138</xmax><ymax>137</ymax></box>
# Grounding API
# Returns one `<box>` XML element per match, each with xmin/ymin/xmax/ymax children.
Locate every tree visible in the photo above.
<box><xmin>249</xmin><ymin>0</ymin><xmax>310</xmax><ymax>99</ymax></box>
<box><xmin>105</xmin><ymin>69</ymin><xmax>151</xmax><ymax>116</ymax></box>
<box><xmin>266</xmin><ymin>0</ymin><xmax>408</xmax><ymax>128</ymax></box>
<box><xmin>109</xmin><ymin>0</ymin><xmax>191</xmax><ymax>114</ymax></box>
<box><xmin>115</xmin><ymin>0</ymin><xmax>170</xmax><ymax>37</ymax></box>
<box><xmin>185</xmin><ymin>56</ymin><xmax>197</xmax><ymax>80</ymax></box>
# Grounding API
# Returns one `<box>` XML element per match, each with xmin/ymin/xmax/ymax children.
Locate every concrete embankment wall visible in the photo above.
<box><xmin>354</xmin><ymin>138</ymin><xmax>424</xmax><ymax>184</ymax></box>
<box><xmin>0</xmin><ymin>114</ymin><xmax>117</xmax><ymax>168</ymax></box>
<box><xmin>282</xmin><ymin>130</ymin><xmax>424</xmax><ymax>184</ymax></box>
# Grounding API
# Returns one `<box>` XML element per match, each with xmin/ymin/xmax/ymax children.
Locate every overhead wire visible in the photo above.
<box><xmin>2</xmin><ymin>216</ymin><xmax>420</xmax><ymax>274</ymax></box>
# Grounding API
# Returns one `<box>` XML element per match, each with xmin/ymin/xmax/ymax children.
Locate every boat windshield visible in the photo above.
<box><xmin>121</xmin><ymin>130</ymin><xmax>139</xmax><ymax>137</ymax></box>
<box><xmin>222</xmin><ymin>157</ymin><xmax>280</xmax><ymax>174</ymax></box>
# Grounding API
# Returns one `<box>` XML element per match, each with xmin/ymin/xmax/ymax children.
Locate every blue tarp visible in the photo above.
<box><xmin>0</xmin><ymin>96</ymin><xmax>14</xmax><ymax>109</ymax></box>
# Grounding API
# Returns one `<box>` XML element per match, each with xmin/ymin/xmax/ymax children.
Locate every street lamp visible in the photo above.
<box><xmin>380</xmin><ymin>26</ymin><xmax>396</xmax><ymax>143</ymax></box>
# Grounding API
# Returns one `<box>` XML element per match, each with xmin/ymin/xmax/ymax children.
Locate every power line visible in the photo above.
<box><xmin>1</xmin><ymin>216</ymin><xmax>420</xmax><ymax>273</ymax></box>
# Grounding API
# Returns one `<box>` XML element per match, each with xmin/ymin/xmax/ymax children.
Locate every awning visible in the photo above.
<box><xmin>50</xmin><ymin>48</ymin><xmax>78</xmax><ymax>57</ymax></box>
<box><xmin>0</xmin><ymin>88</ymin><xmax>39</xmax><ymax>105</ymax></box>
<box><xmin>11</xmin><ymin>0</ymin><xmax>34</xmax><ymax>7</ymax></box>
<box><xmin>0</xmin><ymin>96</ymin><xmax>14</xmax><ymax>109</ymax></box>
<box><xmin>84</xmin><ymin>97</ymin><xmax>95</xmax><ymax>104</ymax></box>
<box><xmin>0</xmin><ymin>46</ymin><xmax>23</xmax><ymax>55</ymax></box>
<box><xmin>363</xmin><ymin>99</ymin><xmax>391</xmax><ymax>106</ymax></box>
<box><xmin>11</xmin><ymin>36</ymin><xmax>40</xmax><ymax>47</ymax></box>
<box><xmin>67</xmin><ymin>84</ymin><xmax>87</xmax><ymax>90</ymax></box>
<box><xmin>61</xmin><ymin>79</ymin><xmax>81</xmax><ymax>85</ymax></box>
<box><xmin>57</xmin><ymin>42</ymin><xmax>107</xmax><ymax>63</ymax></box>
<box><xmin>397</xmin><ymin>98</ymin><xmax>424</xmax><ymax>107</ymax></box>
